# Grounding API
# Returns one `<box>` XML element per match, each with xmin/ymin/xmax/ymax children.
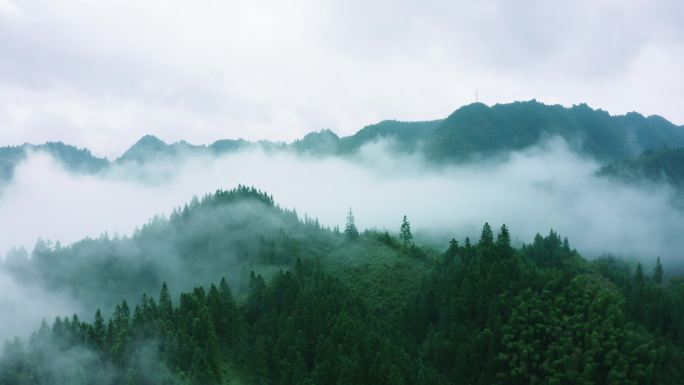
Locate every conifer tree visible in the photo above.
<box><xmin>446</xmin><ymin>238</ymin><xmax>459</xmax><ymax>259</ymax></box>
<box><xmin>635</xmin><ymin>263</ymin><xmax>645</xmax><ymax>285</ymax></box>
<box><xmin>479</xmin><ymin>222</ymin><xmax>494</xmax><ymax>246</ymax></box>
<box><xmin>93</xmin><ymin>309</ymin><xmax>106</xmax><ymax>348</ymax></box>
<box><xmin>654</xmin><ymin>257</ymin><xmax>664</xmax><ymax>284</ymax></box>
<box><xmin>159</xmin><ymin>282</ymin><xmax>173</xmax><ymax>321</ymax></box>
<box><xmin>496</xmin><ymin>224</ymin><xmax>511</xmax><ymax>249</ymax></box>
<box><xmin>399</xmin><ymin>215</ymin><xmax>413</xmax><ymax>246</ymax></box>
<box><xmin>344</xmin><ymin>208</ymin><xmax>359</xmax><ymax>240</ymax></box>
<box><xmin>562</xmin><ymin>237</ymin><xmax>570</xmax><ymax>251</ymax></box>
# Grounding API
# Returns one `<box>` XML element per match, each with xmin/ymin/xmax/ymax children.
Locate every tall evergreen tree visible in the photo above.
<box><xmin>654</xmin><ymin>257</ymin><xmax>664</xmax><ymax>284</ymax></box>
<box><xmin>344</xmin><ymin>208</ymin><xmax>359</xmax><ymax>240</ymax></box>
<box><xmin>92</xmin><ymin>309</ymin><xmax>106</xmax><ymax>348</ymax></box>
<box><xmin>496</xmin><ymin>224</ymin><xmax>511</xmax><ymax>249</ymax></box>
<box><xmin>479</xmin><ymin>222</ymin><xmax>494</xmax><ymax>246</ymax></box>
<box><xmin>159</xmin><ymin>282</ymin><xmax>173</xmax><ymax>321</ymax></box>
<box><xmin>399</xmin><ymin>215</ymin><xmax>413</xmax><ymax>246</ymax></box>
<box><xmin>635</xmin><ymin>263</ymin><xmax>645</xmax><ymax>285</ymax></box>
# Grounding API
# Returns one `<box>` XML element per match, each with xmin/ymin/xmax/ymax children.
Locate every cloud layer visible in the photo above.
<box><xmin>1</xmin><ymin>139</ymin><xmax>681</xmax><ymax>264</ymax></box>
<box><xmin>2</xmin><ymin>138</ymin><xmax>683</xmax><ymax>342</ymax></box>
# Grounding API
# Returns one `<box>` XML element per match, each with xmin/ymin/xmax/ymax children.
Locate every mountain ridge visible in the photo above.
<box><xmin>2</xmin><ymin>100</ymin><xmax>683</xmax><ymax>186</ymax></box>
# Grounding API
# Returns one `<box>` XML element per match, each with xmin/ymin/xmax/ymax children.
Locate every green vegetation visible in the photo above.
<box><xmin>4</xmin><ymin>101</ymin><xmax>682</xmax><ymax>186</ymax></box>
<box><xmin>598</xmin><ymin>147</ymin><xmax>684</xmax><ymax>188</ymax></box>
<box><xmin>427</xmin><ymin>101</ymin><xmax>684</xmax><ymax>161</ymax></box>
<box><xmin>3</xmin><ymin>186</ymin><xmax>339</xmax><ymax>312</ymax></box>
<box><xmin>0</xmin><ymin>142</ymin><xmax>107</xmax><ymax>184</ymax></box>
<box><xmin>1</xmin><ymin>188</ymin><xmax>683</xmax><ymax>384</ymax></box>
<box><xmin>287</xmin><ymin>101</ymin><xmax>684</xmax><ymax>162</ymax></box>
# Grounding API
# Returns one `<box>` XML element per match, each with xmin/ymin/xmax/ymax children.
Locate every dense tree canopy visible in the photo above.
<box><xmin>2</xmin><ymin>211</ymin><xmax>683</xmax><ymax>385</ymax></box>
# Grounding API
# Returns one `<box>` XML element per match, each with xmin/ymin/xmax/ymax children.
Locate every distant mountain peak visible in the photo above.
<box><xmin>293</xmin><ymin>129</ymin><xmax>342</xmax><ymax>155</ymax></box>
<box><xmin>301</xmin><ymin>129</ymin><xmax>340</xmax><ymax>141</ymax></box>
<box><xmin>118</xmin><ymin>134</ymin><xmax>170</xmax><ymax>162</ymax></box>
<box><xmin>133</xmin><ymin>134</ymin><xmax>167</xmax><ymax>148</ymax></box>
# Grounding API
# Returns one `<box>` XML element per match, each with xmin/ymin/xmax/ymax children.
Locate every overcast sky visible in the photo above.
<box><xmin>1</xmin><ymin>0</ymin><xmax>682</xmax><ymax>158</ymax></box>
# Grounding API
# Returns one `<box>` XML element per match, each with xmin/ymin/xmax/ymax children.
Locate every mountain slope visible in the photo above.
<box><xmin>598</xmin><ymin>147</ymin><xmax>684</xmax><ymax>188</ymax></box>
<box><xmin>2</xmin><ymin>186</ymin><xmax>428</xmax><ymax>316</ymax></box>
<box><xmin>0</xmin><ymin>142</ymin><xmax>107</xmax><ymax>184</ymax></box>
<box><xmin>338</xmin><ymin>119</ymin><xmax>443</xmax><ymax>153</ymax></box>
<box><xmin>2</xmin><ymin>213</ymin><xmax>683</xmax><ymax>385</ymax></box>
<box><xmin>427</xmin><ymin>100</ymin><xmax>684</xmax><ymax>161</ymax></box>
<box><xmin>3</xmin><ymin>101</ymin><xmax>683</xmax><ymax>186</ymax></box>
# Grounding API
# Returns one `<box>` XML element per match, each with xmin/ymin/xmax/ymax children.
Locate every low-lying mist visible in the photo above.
<box><xmin>1</xmin><ymin>137</ymin><xmax>681</xmax><ymax>264</ymax></box>
<box><xmin>1</xmin><ymin>137</ymin><xmax>684</xmax><ymax>343</ymax></box>
<box><xmin>0</xmin><ymin>267</ymin><xmax>82</xmax><ymax>341</ymax></box>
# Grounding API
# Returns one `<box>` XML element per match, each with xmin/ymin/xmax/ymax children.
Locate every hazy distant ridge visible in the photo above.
<box><xmin>2</xmin><ymin>100</ymin><xmax>683</xmax><ymax>185</ymax></box>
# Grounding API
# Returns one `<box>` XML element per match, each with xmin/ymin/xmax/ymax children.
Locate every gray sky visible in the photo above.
<box><xmin>1</xmin><ymin>0</ymin><xmax>682</xmax><ymax>158</ymax></box>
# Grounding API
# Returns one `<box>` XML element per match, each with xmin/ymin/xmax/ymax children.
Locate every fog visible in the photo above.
<box><xmin>0</xmin><ymin>267</ymin><xmax>82</xmax><ymax>341</ymax></box>
<box><xmin>0</xmin><ymin>136</ymin><xmax>683</xmax><ymax>347</ymax></box>
<box><xmin>1</xmin><ymin>137</ymin><xmax>681</xmax><ymax>264</ymax></box>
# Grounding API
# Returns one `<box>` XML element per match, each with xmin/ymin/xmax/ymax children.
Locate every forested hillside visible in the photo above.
<box><xmin>0</xmin><ymin>142</ymin><xmax>107</xmax><ymax>185</ymax></box>
<box><xmin>4</xmin><ymin>1</ymin><xmax>684</xmax><ymax>384</ymax></box>
<box><xmin>426</xmin><ymin>101</ymin><xmax>684</xmax><ymax>161</ymax></box>
<box><xmin>3</xmin><ymin>101</ymin><xmax>683</xmax><ymax>186</ymax></box>
<box><xmin>1</xmin><ymin>188</ymin><xmax>683</xmax><ymax>385</ymax></box>
<box><xmin>2</xmin><ymin>186</ymin><xmax>345</xmax><ymax>312</ymax></box>
<box><xmin>599</xmin><ymin>147</ymin><xmax>684</xmax><ymax>189</ymax></box>
<box><xmin>290</xmin><ymin>101</ymin><xmax>684</xmax><ymax>161</ymax></box>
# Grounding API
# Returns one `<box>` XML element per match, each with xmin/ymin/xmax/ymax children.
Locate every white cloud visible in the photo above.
<box><xmin>1</xmin><ymin>139</ymin><xmax>681</xmax><ymax>265</ymax></box>
<box><xmin>0</xmin><ymin>0</ymin><xmax>22</xmax><ymax>16</ymax></box>
<box><xmin>0</xmin><ymin>267</ymin><xmax>81</xmax><ymax>342</ymax></box>
<box><xmin>2</xmin><ymin>138</ymin><xmax>683</xmax><ymax>340</ymax></box>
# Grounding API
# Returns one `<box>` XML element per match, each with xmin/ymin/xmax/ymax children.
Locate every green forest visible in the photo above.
<box><xmin>3</xmin><ymin>100</ymin><xmax>684</xmax><ymax>188</ymax></box>
<box><xmin>599</xmin><ymin>147</ymin><xmax>684</xmax><ymax>189</ymax></box>
<box><xmin>1</xmin><ymin>187</ymin><xmax>683</xmax><ymax>385</ymax></box>
<box><xmin>3</xmin><ymin>0</ymin><xmax>684</xmax><ymax>383</ymax></box>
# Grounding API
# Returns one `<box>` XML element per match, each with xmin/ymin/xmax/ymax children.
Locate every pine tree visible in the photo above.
<box><xmin>479</xmin><ymin>222</ymin><xmax>494</xmax><ymax>246</ymax></box>
<box><xmin>635</xmin><ymin>263</ymin><xmax>645</xmax><ymax>285</ymax></box>
<box><xmin>92</xmin><ymin>309</ymin><xmax>106</xmax><ymax>348</ymax></box>
<box><xmin>111</xmin><ymin>301</ymin><xmax>131</xmax><ymax>362</ymax></box>
<box><xmin>159</xmin><ymin>282</ymin><xmax>173</xmax><ymax>322</ymax></box>
<box><xmin>496</xmin><ymin>224</ymin><xmax>511</xmax><ymax>249</ymax></box>
<box><xmin>446</xmin><ymin>238</ymin><xmax>459</xmax><ymax>261</ymax></box>
<box><xmin>344</xmin><ymin>208</ymin><xmax>359</xmax><ymax>240</ymax></box>
<box><xmin>399</xmin><ymin>215</ymin><xmax>413</xmax><ymax>246</ymax></box>
<box><xmin>654</xmin><ymin>257</ymin><xmax>664</xmax><ymax>284</ymax></box>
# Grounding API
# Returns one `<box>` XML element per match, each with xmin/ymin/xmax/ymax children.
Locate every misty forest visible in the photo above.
<box><xmin>1</xmin><ymin>100</ymin><xmax>684</xmax><ymax>385</ymax></box>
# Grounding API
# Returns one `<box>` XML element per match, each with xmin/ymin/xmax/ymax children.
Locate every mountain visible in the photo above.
<box><xmin>292</xmin><ymin>129</ymin><xmax>341</xmax><ymax>155</ymax></box>
<box><xmin>598</xmin><ymin>147</ymin><xmax>684</xmax><ymax>188</ymax></box>
<box><xmin>209</xmin><ymin>138</ymin><xmax>251</xmax><ymax>154</ymax></box>
<box><xmin>116</xmin><ymin>135</ymin><xmax>214</xmax><ymax>163</ymax></box>
<box><xmin>0</xmin><ymin>142</ymin><xmax>108</xmax><ymax>184</ymax></box>
<box><xmin>3</xmin><ymin>101</ymin><xmax>683</xmax><ymax>186</ymax></box>
<box><xmin>293</xmin><ymin>101</ymin><xmax>684</xmax><ymax>161</ymax></box>
<box><xmin>2</xmin><ymin>185</ymin><xmax>426</xmax><ymax>315</ymax></box>
<box><xmin>2</xmin><ymin>186</ymin><xmax>327</xmax><ymax>310</ymax></box>
<box><xmin>117</xmin><ymin>134</ymin><xmax>175</xmax><ymax>163</ymax></box>
<box><xmin>291</xmin><ymin>119</ymin><xmax>443</xmax><ymax>155</ymax></box>
<box><xmin>117</xmin><ymin>135</ymin><xmax>262</xmax><ymax>164</ymax></box>
<box><xmin>427</xmin><ymin>101</ymin><xmax>684</xmax><ymax>161</ymax></box>
<box><xmin>2</xmin><ymin>187</ymin><xmax>683</xmax><ymax>384</ymax></box>
<box><xmin>338</xmin><ymin>119</ymin><xmax>443</xmax><ymax>153</ymax></box>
